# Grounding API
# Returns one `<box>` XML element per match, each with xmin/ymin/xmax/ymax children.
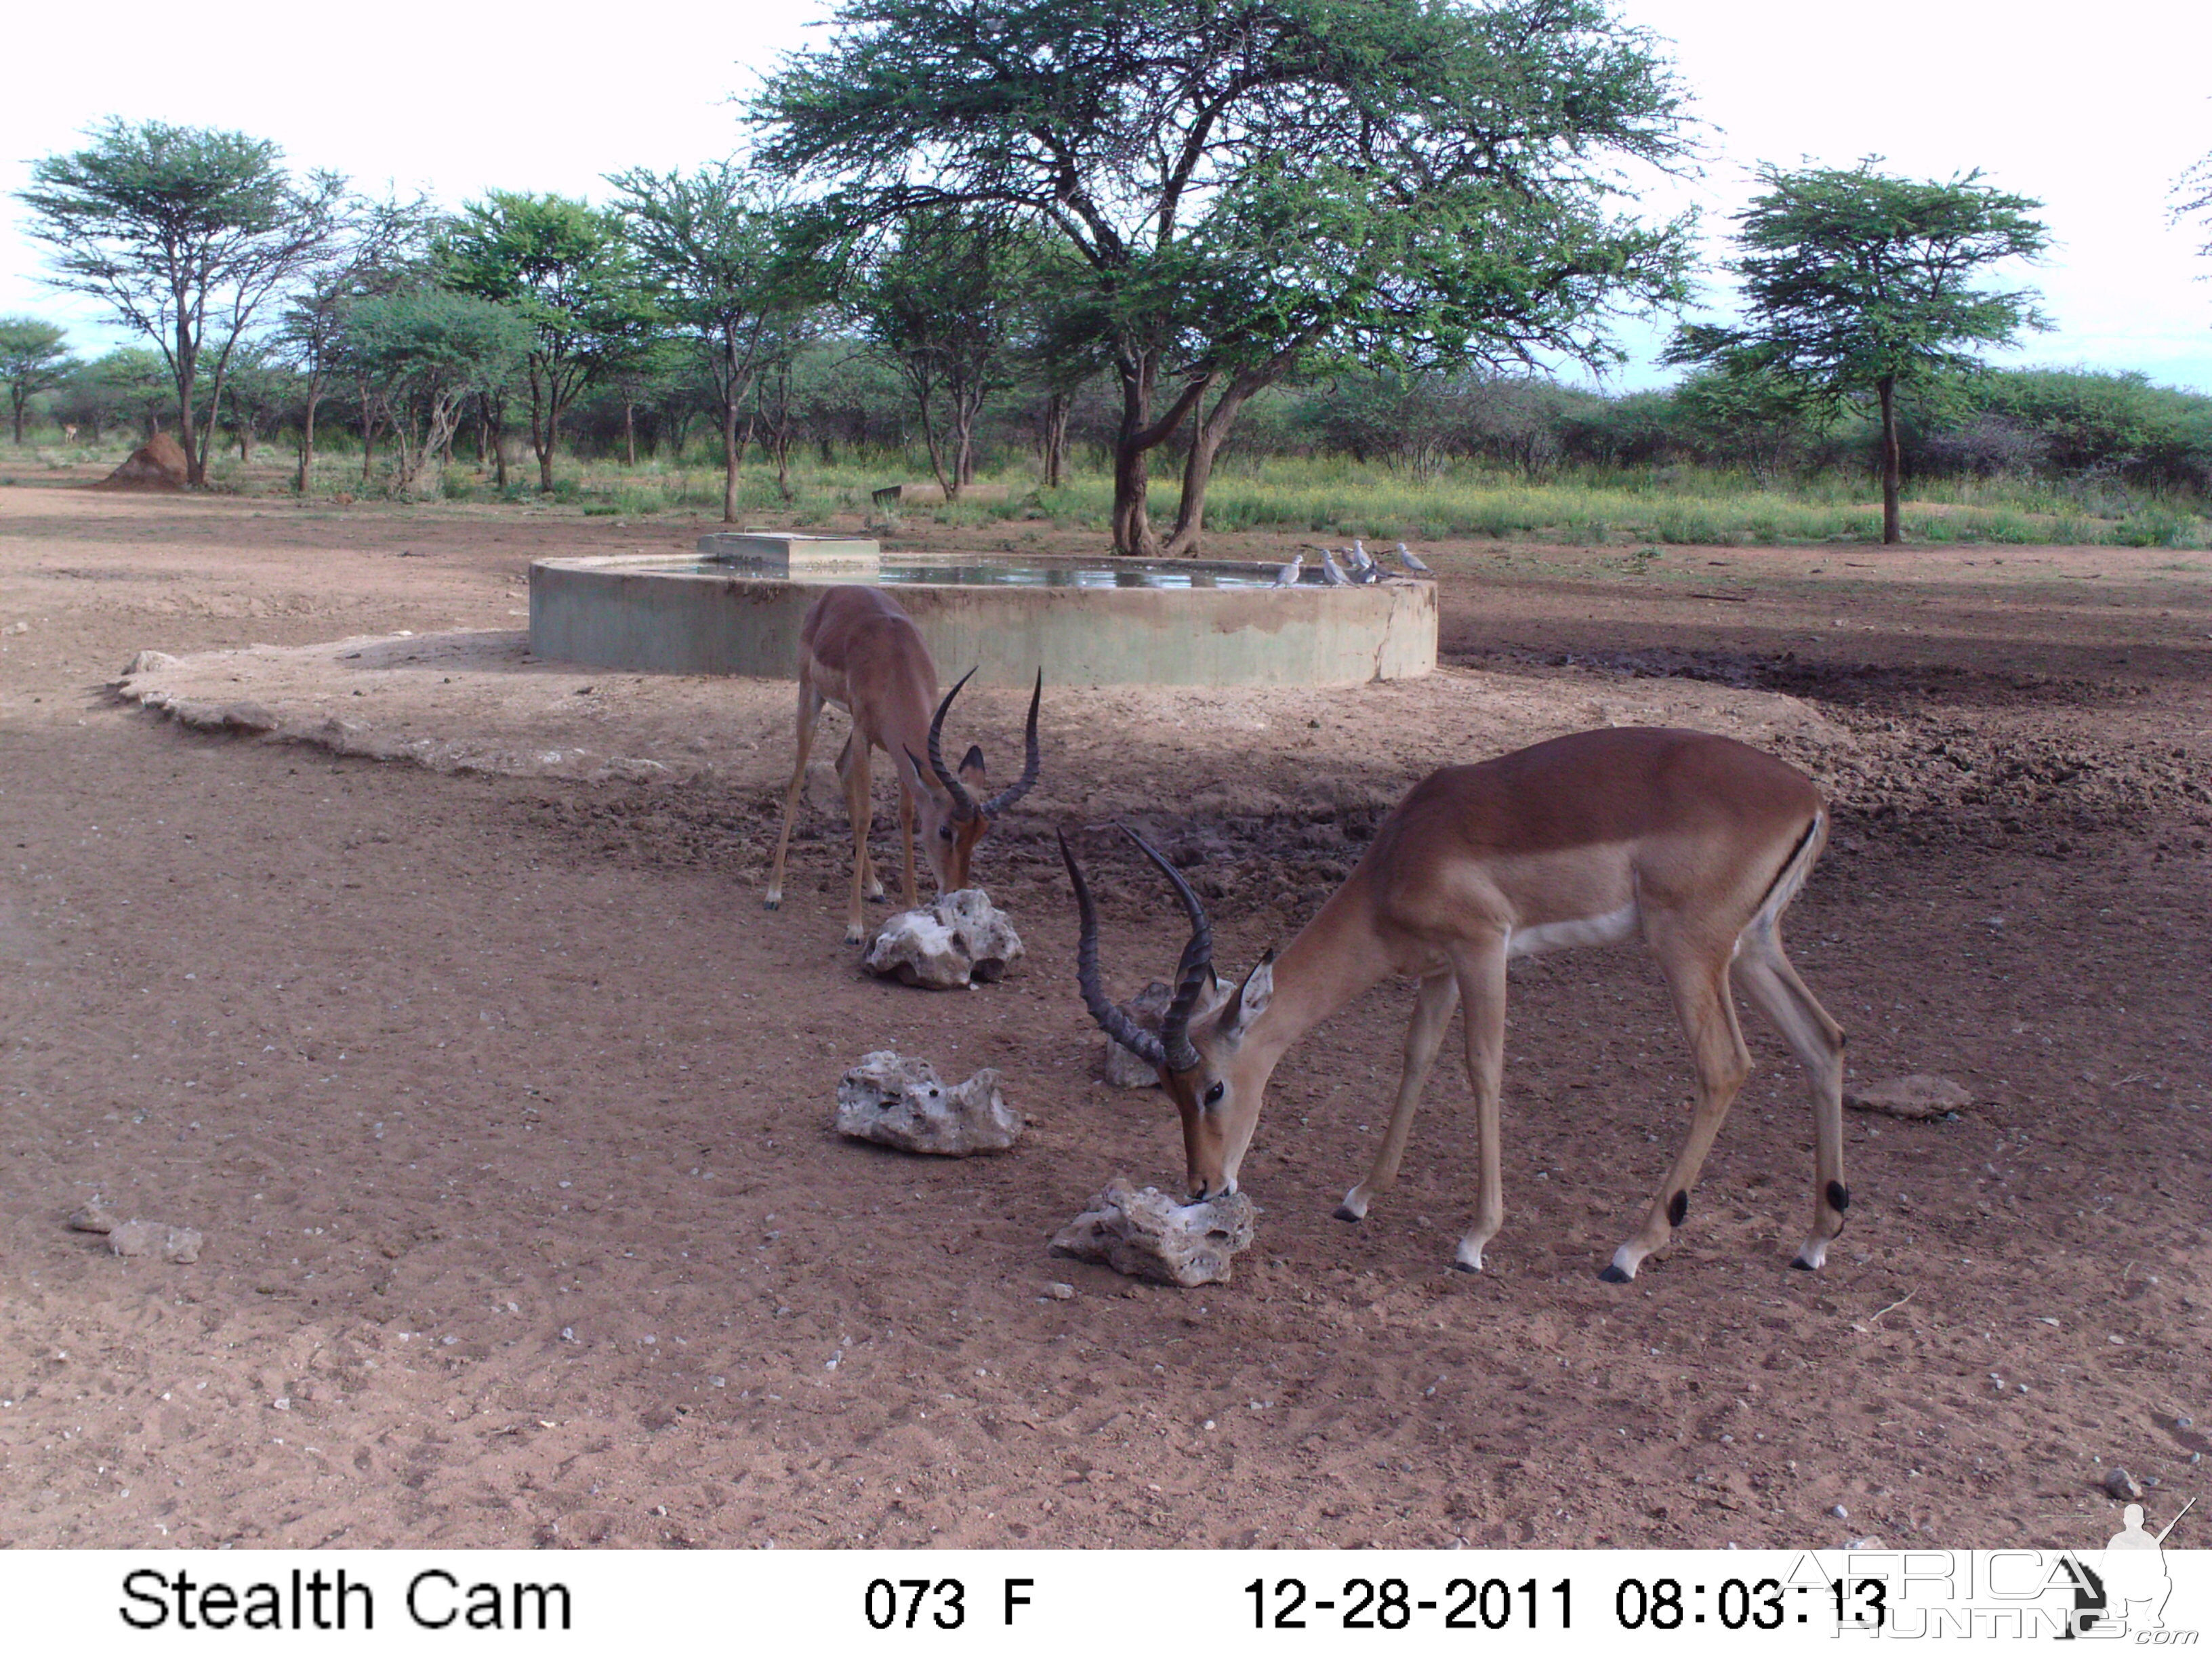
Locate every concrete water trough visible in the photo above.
<box><xmin>528</xmin><ymin>535</ymin><xmax>1436</xmax><ymax>688</ymax></box>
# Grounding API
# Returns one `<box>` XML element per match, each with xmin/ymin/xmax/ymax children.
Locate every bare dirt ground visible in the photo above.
<box><xmin>1</xmin><ymin>474</ymin><xmax>2208</xmax><ymax>1552</ymax></box>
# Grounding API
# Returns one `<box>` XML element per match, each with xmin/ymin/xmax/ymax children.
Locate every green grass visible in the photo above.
<box><xmin>94</xmin><ymin>437</ymin><xmax>2212</xmax><ymax>549</ymax></box>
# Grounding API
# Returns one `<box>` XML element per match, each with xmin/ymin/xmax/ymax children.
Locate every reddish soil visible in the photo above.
<box><xmin>1</xmin><ymin>478</ymin><xmax>2207</xmax><ymax>1551</ymax></box>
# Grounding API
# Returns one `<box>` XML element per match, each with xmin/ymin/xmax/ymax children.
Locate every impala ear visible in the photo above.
<box><xmin>1218</xmin><ymin>951</ymin><xmax>1275</xmax><ymax>1042</ymax></box>
<box><xmin>959</xmin><ymin>743</ymin><xmax>987</xmax><ymax>788</ymax></box>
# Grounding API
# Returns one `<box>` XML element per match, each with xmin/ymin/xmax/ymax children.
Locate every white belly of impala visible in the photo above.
<box><xmin>1504</xmin><ymin>903</ymin><xmax>1639</xmax><ymax>959</ymax></box>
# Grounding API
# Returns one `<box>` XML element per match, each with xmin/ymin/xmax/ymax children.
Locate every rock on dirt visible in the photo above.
<box><xmin>66</xmin><ymin>1197</ymin><xmax>203</xmax><ymax>1261</ymax></box>
<box><xmin>863</xmin><ymin>889</ymin><xmax>1025</xmax><ymax>989</ymax></box>
<box><xmin>1101</xmin><ymin>979</ymin><xmax>1172</xmax><ymax>1088</ymax></box>
<box><xmin>1846</xmin><ymin>1074</ymin><xmax>1973</xmax><ymax>1120</ymax></box>
<box><xmin>834</xmin><ymin>1050</ymin><xmax>1024</xmax><ymax>1155</ymax></box>
<box><xmin>1050</xmin><ymin>1177</ymin><xmax>1257</xmax><ymax>1287</ymax></box>
<box><xmin>2104</xmin><ymin>1467</ymin><xmax>2144</xmax><ymax>1501</ymax></box>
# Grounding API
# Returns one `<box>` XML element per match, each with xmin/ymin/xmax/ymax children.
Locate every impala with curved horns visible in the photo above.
<box><xmin>766</xmin><ymin>585</ymin><xmax>1040</xmax><ymax>941</ymax></box>
<box><xmin>1060</xmin><ymin>726</ymin><xmax>1849</xmax><ymax>1280</ymax></box>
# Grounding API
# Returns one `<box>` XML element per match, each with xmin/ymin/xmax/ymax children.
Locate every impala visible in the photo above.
<box><xmin>766</xmin><ymin>585</ymin><xmax>1040</xmax><ymax>941</ymax></box>
<box><xmin>1060</xmin><ymin>726</ymin><xmax>1849</xmax><ymax>1280</ymax></box>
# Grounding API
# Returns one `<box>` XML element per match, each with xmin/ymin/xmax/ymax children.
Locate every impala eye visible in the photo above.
<box><xmin>938</xmin><ymin>825</ymin><xmax>954</xmax><ymax>840</ymax></box>
<box><xmin>1203</xmin><ymin>1081</ymin><xmax>1225</xmax><ymax>1108</ymax></box>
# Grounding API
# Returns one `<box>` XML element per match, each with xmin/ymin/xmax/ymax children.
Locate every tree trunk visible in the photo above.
<box><xmin>1878</xmin><ymin>375</ymin><xmax>1902</xmax><ymax>546</ymax></box>
<box><xmin>1163</xmin><ymin>371</ymin><xmax>1273</xmax><ymax>556</ymax></box>
<box><xmin>297</xmin><ymin>382</ymin><xmax>323</xmax><ymax>493</ymax></box>
<box><xmin>721</xmin><ymin>396</ymin><xmax>740</xmax><ymax>525</ymax></box>
<box><xmin>623</xmin><ymin>400</ymin><xmax>636</xmax><ymax>468</ymax></box>
<box><xmin>1109</xmin><ymin>348</ymin><xmax>1210</xmax><ymax>556</ymax></box>
<box><xmin>9</xmin><ymin>393</ymin><xmax>24</xmax><ymax>445</ymax></box>
<box><xmin>1042</xmin><ymin>392</ymin><xmax>1069</xmax><ymax>490</ymax></box>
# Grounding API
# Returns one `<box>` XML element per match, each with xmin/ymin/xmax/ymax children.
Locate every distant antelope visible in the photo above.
<box><xmin>766</xmin><ymin>586</ymin><xmax>1041</xmax><ymax>941</ymax></box>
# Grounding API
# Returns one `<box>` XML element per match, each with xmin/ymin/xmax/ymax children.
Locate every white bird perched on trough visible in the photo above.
<box><xmin>1319</xmin><ymin>548</ymin><xmax>1353</xmax><ymax>586</ymax></box>
<box><xmin>1273</xmin><ymin>552</ymin><xmax>1303</xmax><ymax>586</ymax></box>
<box><xmin>1395</xmin><ymin>541</ymin><xmax>1431</xmax><ymax>574</ymax></box>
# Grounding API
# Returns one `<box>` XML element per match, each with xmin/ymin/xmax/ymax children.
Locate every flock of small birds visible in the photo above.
<box><xmin>1277</xmin><ymin>538</ymin><xmax>1431</xmax><ymax>586</ymax></box>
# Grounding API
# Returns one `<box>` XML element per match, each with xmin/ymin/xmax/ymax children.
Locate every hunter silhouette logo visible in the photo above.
<box><xmin>2060</xmin><ymin>1496</ymin><xmax>2196</xmax><ymax>1639</ymax></box>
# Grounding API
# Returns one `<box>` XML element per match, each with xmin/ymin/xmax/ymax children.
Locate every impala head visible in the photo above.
<box><xmin>1059</xmin><ymin>826</ymin><xmax>1279</xmax><ymax>1202</ymax></box>
<box><xmin>905</xmin><ymin>668</ymin><xmax>1043</xmax><ymax>895</ymax></box>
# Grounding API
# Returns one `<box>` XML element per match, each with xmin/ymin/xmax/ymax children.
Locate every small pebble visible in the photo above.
<box><xmin>1830</xmin><ymin>1504</ymin><xmax>1849</xmax><ymax>1520</ymax></box>
<box><xmin>2104</xmin><ymin>1467</ymin><xmax>2144</xmax><ymax>1501</ymax></box>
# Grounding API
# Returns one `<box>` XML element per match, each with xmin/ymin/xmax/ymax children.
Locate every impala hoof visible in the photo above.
<box><xmin>1450</xmin><ymin>1257</ymin><xmax>1481</xmax><ymax>1274</ymax></box>
<box><xmin>1597</xmin><ymin>1263</ymin><xmax>1632</xmax><ymax>1284</ymax></box>
<box><xmin>1332</xmin><ymin>1202</ymin><xmax>1364</xmax><ymax>1224</ymax></box>
<box><xmin>1789</xmin><ymin>1254</ymin><xmax>1819</xmax><ymax>1271</ymax></box>
<box><xmin>843</xmin><ymin>924</ymin><xmax>866</xmax><ymax>944</ymax></box>
<box><xmin>762</xmin><ymin>897</ymin><xmax>781</xmax><ymax>912</ymax></box>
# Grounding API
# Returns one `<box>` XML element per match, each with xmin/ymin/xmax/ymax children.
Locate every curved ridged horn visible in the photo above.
<box><xmin>1118</xmin><ymin>825</ymin><xmax>1215</xmax><ymax>1076</ymax></box>
<box><xmin>979</xmin><ymin>669</ymin><xmax>1043</xmax><ymax>819</ymax></box>
<box><xmin>1058</xmin><ymin>830</ymin><xmax>1167</xmax><ymax>1071</ymax></box>
<box><xmin>926</xmin><ymin>668</ymin><xmax>980</xmax><ymax>819</ymax></box>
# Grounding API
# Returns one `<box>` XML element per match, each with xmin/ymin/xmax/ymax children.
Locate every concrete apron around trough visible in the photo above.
<box><xmin>527</xmin><ymin>554</ymin><xmax>1437</xmax><ymax>688</ymax></box>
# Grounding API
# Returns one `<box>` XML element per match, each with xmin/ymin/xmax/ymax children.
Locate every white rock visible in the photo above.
<box><xmin>834</xmin><ymin>1051</ymin><xmax>1024</xmax><ymax>1155</ymax></box>
<box><xmin>1100</xmin><ymin>980</ymin><xmax>1172</xmax><ymax>1088</ymax></box>
<box><xmin>1050</xmin><ymin>1177</ymin><xmax>1256</xmax><ymax>1287</ymax></box>
<box><xmin>864</xmin><ymin>888</ymin><xmax>1024</xmax><ymax>989</ymax></box>
<box><xmin>1846</xmin><ymin>1075</ymin><xmax>1973</xmax><ymax>1120</ymax></box>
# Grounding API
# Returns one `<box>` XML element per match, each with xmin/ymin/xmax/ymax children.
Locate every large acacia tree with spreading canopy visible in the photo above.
<box><xmin>17</xmin><ymin>119</ymin><xmax>344</xmax><ymax>485</ymax></box>
<box><xmin>752</xmin><ymin>0</ymin><xmax>1697</xmax><ymax>554</ymax></box>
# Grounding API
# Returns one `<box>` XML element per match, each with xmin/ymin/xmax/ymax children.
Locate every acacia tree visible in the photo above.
<box><xmin>0</xmin><ymin>317</ymin><xmax>80</xmax><ymax>444</ymax></box>
<box><xmin>441</xmin><ymin>192</ymin><xmax>652</xmax><ymax>491</ymax></box>
<box><xmin>1666</xmin><ymin>160</ymin><xmax>2049</xmax><ymax>544</ymax></box>
<box><xmin>276</xmin><ymin>193</ymin><xmax>433</xmax><ymax>491</ymax></box>
<box><xmin>16</xmin><ymin>119</ymin><xmax>344</xmax><ymax>485</ymax></box>
<box><xmin>605</xmin><ymin>163</ymin><xmax>795</xmax><ymax>520</ymax></box>
<box><xmin>341</xmin><ymin>290</ymin><xmax>533</xmax><ymax>495</ymax></box>
<box><xmin>2175</xmin><ymin>147</ymin><xmax>2212</xmax><ymax>263</ymax></box>
<box><xmin>754</xmin><ymin>0</ymin><xmax>1694</xmax><ymax>554</ymax></box>
<box><xmin>851</xmin><ymin>209</ymin><xmax>1038</xmax><ymax>499</ymax></box>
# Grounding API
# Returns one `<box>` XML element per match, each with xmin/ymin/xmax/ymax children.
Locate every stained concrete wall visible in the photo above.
<box><xmin>528</xmin><ymin>556</ymin><xmax>1436</xmax><ymax>688</ymax></box>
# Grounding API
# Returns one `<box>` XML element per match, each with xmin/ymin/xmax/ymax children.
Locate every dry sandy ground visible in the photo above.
<box><xmin>1</xmin><ymin>477</ymin><xmax>2209</xmax><ymax>1552</ymax></box>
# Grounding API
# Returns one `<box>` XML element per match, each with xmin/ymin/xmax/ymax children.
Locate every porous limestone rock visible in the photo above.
<box><xmin>863</xmin><ymin>888</ymin><xmax>1023</xmax><ymax>989</ymax></box>
<box><xmin>835</xmin><ymin>1050</ymin><xmax>1024</xmax><ymax>1155</ymax></box>
<box><xmin>1846</xmin><ymin>1074</ymin><xmax>1973</xmax><ymax>1120</ymax></box>
<box><xmin>1100</xmin><ymin>979</ymin><xmax>1172</xmax><ymax>1088</ymax></box>
<box><xmin>1049</xmin><ymin>1176</ymin><xmax>1256</xmax><ymax>1287</ymax></box>
<box><xmin>67</xmin><ymin>1197</ymin><xmax>203</xmax><ymax>1261</ymax></box>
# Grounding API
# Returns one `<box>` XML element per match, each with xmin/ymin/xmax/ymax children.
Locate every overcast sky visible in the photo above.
<box><xmin>3</xmin><ymin>0</ymin><xmax>2207</xmax><ymax>394</ymax></box>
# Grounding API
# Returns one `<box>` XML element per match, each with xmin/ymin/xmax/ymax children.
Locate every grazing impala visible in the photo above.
<box><xmin>1060</xmin><ymin>726</ymin><xmax>1848</xmax><ymax>1280</ymax></box>
<box><xmin>766</xmin><ymin>585</ymin><xmax>1040</xmax><ymax>941</ymax></box>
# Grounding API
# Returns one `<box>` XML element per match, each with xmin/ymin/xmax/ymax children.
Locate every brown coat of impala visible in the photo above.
<box><xmin>766</xmin><ymin>586</ymin><xmax>1039</xmax><ymax>941</ymax></box>
<box><xmin>1062</xmin><ymin>726</ymin><xmax>1849</xmax><ymax>1280</ymax></box>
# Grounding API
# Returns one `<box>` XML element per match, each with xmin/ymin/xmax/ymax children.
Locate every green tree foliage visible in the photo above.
<box><xmin>53</xmin><ymin>348</ymin><xmax>169</xmax><ymax>445</ymax></box>
<box><xmin>340</xmin><ymin>289</ymin><xmax>533</xmax><ymax>495</ymax></box>
<box><xmin>276</xmin><ymin>192</ymin><xmax>436</xmax><ymax>491</ymax></box>
<box><xmin>16</xmin><ymin>119</ymin><xmax>345</xmax><ymax>485</ymax></box>
<box><xmin>754</xmin><ymin>0</ymin><xmax>1695</xmax><ymax>554</ymax></box>
<box><xmin>851</xmin><ymin>210</ymin><xmax>1040</xmax><ymax>499</ymax></box>
<box><xmin>606</xmin><ymin>163</ymin><xmax>804</xmax><ymax>520</ymax></box>
<box><xmin>2175</xmin><ymin>147</ymin><xmax>2212</xmax><ymax>265</ymax></box>
<box><xmin>1669</xmin><ymin>365</ymin><xmax>1830</xmax><ymax>483</ymax></box>
<box><xmin>441</xmin><ymin>192</ymin><xmax>653</xmax><ymax>491</ymax></box>
<box><xmin>1666</xmin><ymin>159</ymin><xmax>2049</xmax><ymax>543</ymax></box>
<box><xmin>0</xmin><ymin>316</ymin><xmax>81</xmax><ymax>444</ymax></box>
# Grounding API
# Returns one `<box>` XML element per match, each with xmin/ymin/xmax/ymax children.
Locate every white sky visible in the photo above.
<box><xmin>3</xmin><ymin>0</ymin><xmax>2208</xmax><ymax>394</ymax></box>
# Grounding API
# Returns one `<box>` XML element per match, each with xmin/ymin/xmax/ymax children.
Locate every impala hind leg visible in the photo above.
<box><xmin>764</xmin><ymin>680</ymin><xmax>825</xmax><ymax>911</ymax></box>
<box><xmin>1730</xmin><ymin>921</ymin><xmax>1848</xmax><ymax>1269</ymax></box>
<box><xmin>1448</xmin><ymin>941</ymin><xmax>1510</xmax><ymax>1273</ymax></box>
<box><xmin>1338</xmin><ymin>971</ymin><xmax>1459</xmax><ymax>1223</ymax></box>
<box><xmin>1603</xmin><ymin>925</ymin><xmax>1752</xmax><ymax>1282</ymax></box>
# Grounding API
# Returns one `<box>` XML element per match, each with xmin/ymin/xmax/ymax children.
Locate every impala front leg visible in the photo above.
<box><xmin>1448</xmin><ymin>939</ymin><xmax>1510</xmax><ymax>1273</ymax></box>
<box><xmin>841</xmin><ymin>741</ymin><xmax>876</xmax><ymax>943</ymax></box>
<box><xmin>1338</xmin><ymin>970</ymin><xmax>1459</xmax><ymax>1224</ymax></box>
